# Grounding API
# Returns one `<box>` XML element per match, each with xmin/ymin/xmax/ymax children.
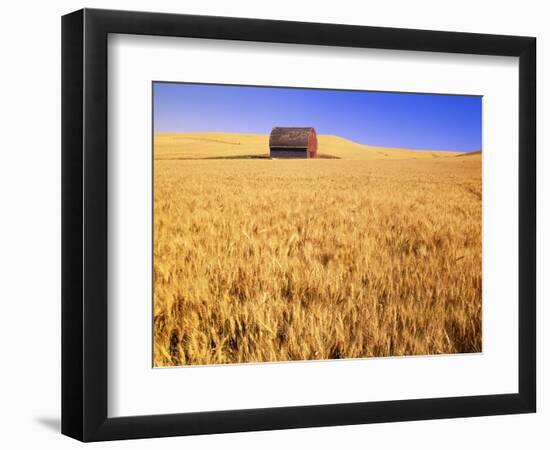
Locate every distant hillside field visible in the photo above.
<box><xmin>456</xmin><ymin>150</ymin><xmax>482</xmax><ymax>157</ymax></box>
<box><xmin>154</xmin><ymin>132</ymin><xmax>470</xmax><ymax>160</ymax></box>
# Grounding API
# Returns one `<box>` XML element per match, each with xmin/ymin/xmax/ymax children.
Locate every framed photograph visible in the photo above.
<box><xmin>61</xmin><ymin>8</ymin><xmax>536</xmax><ymax>441</ymax></box>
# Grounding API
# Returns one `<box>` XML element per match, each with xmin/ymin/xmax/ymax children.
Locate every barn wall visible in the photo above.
<box><xmin>308</xmin><ymin>132</ymin><xmax>318</xmax><ymax>158</ymax></box>
<box><xmin>270</xmin><ymin>148</ymin><xmax>308</xmax><ymax>159</ymax></box>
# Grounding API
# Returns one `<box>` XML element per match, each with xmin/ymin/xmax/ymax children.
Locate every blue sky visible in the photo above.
<box><xmin>153</xmin><ymin>82</ymin><xmax>482</xmax><ymax>152</ymax></box>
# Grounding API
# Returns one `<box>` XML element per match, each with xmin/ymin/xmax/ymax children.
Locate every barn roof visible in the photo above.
<box><xmin>269</xmin><ymin>127</ymin><xmax>316</xmax><ymax>148</ymax></box>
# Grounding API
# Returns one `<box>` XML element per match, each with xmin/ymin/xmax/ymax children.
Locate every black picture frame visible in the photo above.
<box><xmin>62</xmin><ymin>8</ymin><xmax>536</xmax><ymax>442</ymax></box>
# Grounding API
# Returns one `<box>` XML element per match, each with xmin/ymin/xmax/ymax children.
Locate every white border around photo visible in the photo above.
<box><xmin>107</xmin><ymin>34</ymin><xmax>519</xmax><ymax>418</ymax></box>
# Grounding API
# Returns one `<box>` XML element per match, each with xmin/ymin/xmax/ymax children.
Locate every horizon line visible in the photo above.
<box><xmin>153</xmin><ymin>131</ymin><xmax>482</xmax><ymax>154</ymax></box>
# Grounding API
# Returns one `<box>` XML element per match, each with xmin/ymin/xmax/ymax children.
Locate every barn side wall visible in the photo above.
<box><xmin>270</xmin><ymin>148</ymin><xmax>308</xmax><ymax>159</ymax></box>
<box><xmin>308</xmin><ymin>132</ymin><xmax>318</xmax><ymax>158</ymax></box>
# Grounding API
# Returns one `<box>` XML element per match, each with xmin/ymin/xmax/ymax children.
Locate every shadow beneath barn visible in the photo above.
<box><xmin>160</xmin><ymin>154</ymin><xmax>341</xmax><ymax>160</ymax></box>
<box><xmin>203</xmin><ymin>155</ymin><xmax>271</xmax><ymax>159</ymax></box>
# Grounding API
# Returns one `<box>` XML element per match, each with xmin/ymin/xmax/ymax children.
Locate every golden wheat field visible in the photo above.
<box><xmin>153</xmin><ymin>133</ymin><xmax>482</xmax><ymax>367</ymax></box>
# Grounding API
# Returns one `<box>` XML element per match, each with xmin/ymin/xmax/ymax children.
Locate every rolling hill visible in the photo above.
<box><xmin>153</xmin><ymin>132</ymin><xmax>463</xmax><ymax>160</ymax></box>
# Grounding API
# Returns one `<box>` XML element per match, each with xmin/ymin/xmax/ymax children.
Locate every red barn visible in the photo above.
<box><xmin>269</xmin><ymin>127</ymin><xmax>318</xmax><ymax>159</ymax></box>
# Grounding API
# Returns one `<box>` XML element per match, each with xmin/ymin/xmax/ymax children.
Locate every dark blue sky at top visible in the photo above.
<box><xmin>153</xmin><ymin>82</ymin><xmax>482</xmax><ymax>152</ymax></box>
